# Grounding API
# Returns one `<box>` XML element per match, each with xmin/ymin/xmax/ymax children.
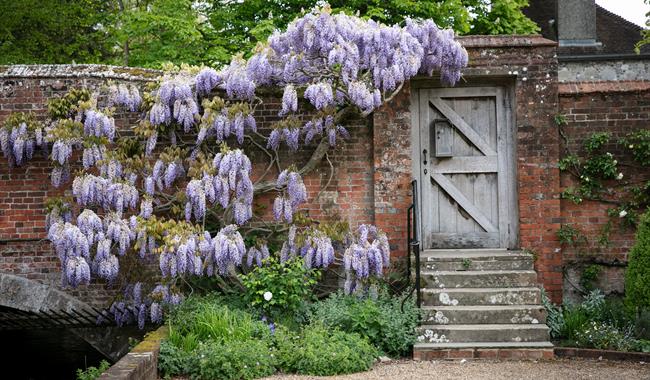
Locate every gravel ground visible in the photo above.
<box><xmin>262</xmin><ymin>358</ymin><xmax>650</xmax><ymax>380</ymax></box>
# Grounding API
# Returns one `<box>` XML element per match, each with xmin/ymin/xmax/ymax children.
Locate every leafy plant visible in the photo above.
<box><xmin>274</xmin><ymin>323</ymin><xmax>377</xmax><ymax>376</ymax></box>
<box><xmin>166</xmin><ymin>296</ymin><xmax>270</xmax><ymax>343</ymax></box>
<box><xmin>557</xmin><ymin>224</ymin><xmax>587</xmax><ymax>246</ymax></box>
<box><xmin>158</xmin><ymin>341</ymin><xmax>192</xmax><ymax>379</ymax></box>
<box><xmin>239</xmin><ymin>257</ymin><xmax>319</xmax><ymax>322</ymax></box>
<box><xmin>188</xmin><ymin>340</ymin><xmax>276</xmax><ymax>380</ymax></box>
<box><xmin>541</xmin><ymin>289</ymin><xmax>564</xmax><ymax>339</ymax></box>
<box><xmin>580</xmin><ymin>265</ymin><xmax>602</xmax><ymax>292</ymax></box>
<box><xmin>576</xmin><ymin>321</ymin><xmax>635</xmax><ymax>351</ymax></box>
<box><xmin>76</xmin><ymin>360</ymin><xmax>110</xmax><ymax>380</ymax></box>
<box><xmin>309</xmin><ymin>290</ymin><xmax>420</xmax><ymax>357</ymax></box>
<box><xmin>625</xmin><ymin>210</ymin><xmax>650</xmax><ymax>313</ymax></box>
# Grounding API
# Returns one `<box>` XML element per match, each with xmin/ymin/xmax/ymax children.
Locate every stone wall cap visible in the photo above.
<box><xmin>458</xmin><ymin>35</ymin><xmax>558</xmax><ymax>48</ymax></box>
<box><xmin>0</xmin><ymin>64</ymin><xmax>161</xmax><ymax>81</ymax></box>
<box><xmin>559</xmin><ymin>80</ymin><xmax>650</xmax><ymax>95</ymax></box>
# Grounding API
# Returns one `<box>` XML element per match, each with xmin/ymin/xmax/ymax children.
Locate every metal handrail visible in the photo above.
<box><xmin>403</xmin><ymin>179</ymin><xmax>422</xmax><ymax>310</ymax></box>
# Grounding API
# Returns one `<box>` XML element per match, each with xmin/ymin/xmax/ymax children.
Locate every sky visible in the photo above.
<box><xmin>596</xmin><ymin>0</ymin><xmax>649</xmax><ymax>27</ymax></box>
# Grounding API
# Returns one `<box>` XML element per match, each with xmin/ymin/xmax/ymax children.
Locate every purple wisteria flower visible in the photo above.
<box><xmin>304</xmin><ymin>82</ymin><xmax>333</xmax><ymax>110</ymax></box>
<box><xmin>108</xmin><ymin>84</ymin><xmax>142</xmax><ymax>112</ymax></box>
<box><xmin>195</xmin><ymin>67</ymin><xmax>222</xmax><ymax>96</ymax></box>
<box><xmin>208</xmin><ymin>225</ymin><xmax>246</xmax><ymax>275</ymax></box>
<box><xmin>342</xmin><ymin>224</ymin><xmax>391</xmax><ymax>295</ymax></box>
<box><xmin>273</xmin><ymin>169</ymin><xmax>307</xmax><ymax>222</ymax></box>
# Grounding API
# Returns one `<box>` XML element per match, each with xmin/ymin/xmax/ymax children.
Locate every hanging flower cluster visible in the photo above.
<box><xmin>246</xmin><ymin>243</ymin><xmax>270</xmax><ymax>267</ymax></box>
<box><xmin>108</xmin><ymin>83</ymin><xmax>142</xmax><ymax>112</ymax></box>
<box><xmin>198</xmin><ymin>99</ymin><xmax>257</xmax><ymax>145</ymax></box>
<box><xmin>300</xmin><ymin>229</ymin><xmax>335</xmax><ymax>269</ymax></box>
<box><xmin>273</xmin><ymin>169</ymin><xmax>307</xmax><ymax>223</ymax></box>
<box><xmin>343</xmin><ymin>224</ymin><xmax>391</xmax><ymax>295</ymax></box>
<box><xmin>208</xmin><ymin>224</ymin><xmax>246</xmax><ymax>275</ymax></box>
<box><xmin>159</xmin><ymin>234</ymin><xmax>203</xmax><ymax>277</ymax></box>
<box><xmin>149</xmin><ymin>76</ymin><xmax>198</xmax><ymax>131</ymax></box>
<box><xmin>72</xmin><ymin>174</ymin><xmax>139</xmax><ymax>216</ymax></box>
<box><xmin>0</xmin><ymin>114</ymin><xmax>43</xmax><ymax>167</ymax></box>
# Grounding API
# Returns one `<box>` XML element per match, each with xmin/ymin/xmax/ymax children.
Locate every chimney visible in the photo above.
<box><xmin>557</xmin><ymin>0</ymin><xmax>601</xmax><ymax>47</ymax></box>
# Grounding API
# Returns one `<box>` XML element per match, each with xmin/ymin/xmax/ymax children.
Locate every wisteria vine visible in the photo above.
<box><xmin>0</xmin><ymin>4</ymin><xmax>467</xmax><ymax>328</ymax></box>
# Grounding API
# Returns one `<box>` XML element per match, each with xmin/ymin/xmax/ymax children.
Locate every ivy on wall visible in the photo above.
<box><xmin>556</xmin><ymin>115</ymin><xmax>650</xmax><ymax>294</ymax></box>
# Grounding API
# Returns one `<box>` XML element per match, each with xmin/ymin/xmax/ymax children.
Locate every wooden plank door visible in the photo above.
<box><xmin>414</xmin><ymin>86</ymin><xmax>517</xmax><ymax>249</ymax></box>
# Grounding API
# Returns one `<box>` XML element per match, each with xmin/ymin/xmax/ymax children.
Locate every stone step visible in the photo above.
<box><xmin>421</xmin><ymin>270</ymin><xmax>538</xmax><ymax>288</ymax></box>
<box><xmin>414</xmin><ymin>341</ymin><xmax>554</xmax><ymax>350</ymax></box>
<box><xmin>416</xmin><ymin>324</ymin><xmax>550</xmax><ymax>344</ymax></box>
<box><xmin>421</xmin><ymin>305</ymin><xmax>547</xmax><ymax>325</ymax></box>
<box><xmin>421</xmin><ymin>287</ymin><xmax>541</xmax><ymax>306</ymax></box>
<box><xmin>420</xmin><ymin>250</ymin><xmax>534</xmax><ymax>271</ymax></box>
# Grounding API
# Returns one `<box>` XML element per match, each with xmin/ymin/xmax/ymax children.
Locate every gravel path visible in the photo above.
<box><xmin>263</xmin><ymin>358</ymin><xmax>650</xmax><ymax>380</ymax></box>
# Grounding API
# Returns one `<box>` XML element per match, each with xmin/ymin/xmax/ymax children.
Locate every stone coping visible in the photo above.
<box><xmin>458</xmin><ymin>35</ymin><xmax>557</xmax><ymax>48</ymax></box>
<box><xmin>0</xmin><ymin>64</ymin><xmax>161</xmax><ymax>81</ymax></box>
<box><xmin>554</xmin><ymin>347</ymin><xmax>650</xmax><ymax>362</ymax></box>
<box><xmin>98</xmin><ymin>325</ymin><xmax>168</xmax><ymax>380</ymax></box>
<box><xmin>559</xmin><ymin>80</ymin><xmax>650</xmax><ymax>95</ymax></box>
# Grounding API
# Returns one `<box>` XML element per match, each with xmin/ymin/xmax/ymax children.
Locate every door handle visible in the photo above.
<box><xmin>422</xmin><ymin>149</ymin><xmax>428</xmax><ymax>165</ymax></box>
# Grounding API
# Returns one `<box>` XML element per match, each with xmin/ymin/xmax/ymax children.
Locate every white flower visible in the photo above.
<box><xmin>263</xmin><ymin>291</ymin><xmax>273</xmax><ymax>301</ymax></box>
<box><xmin>616</xmin><ymin>173</ymin><xmax>624</xmax><ymax>180</ymax></box>
<box><xmin>619</xmin><ymin>210</ymin><xmax>628</xmax><ymax>218</ymax></box>
<box><xmin>629</xmin><ymin>144</ymin><xmax>634</xmax><ymax>149</ymax></box>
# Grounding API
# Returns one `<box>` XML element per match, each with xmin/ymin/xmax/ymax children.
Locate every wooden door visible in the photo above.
<box><xmin>413</xmin><ymin>86</ymin><xmax>517</xmax><ymax>249</ymax></box>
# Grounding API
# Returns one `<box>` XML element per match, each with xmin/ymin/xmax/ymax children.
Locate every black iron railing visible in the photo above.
<box><xmin>405</xmin><ymin>179</ymin><xmax>422</xmax><ymax>308</ymax></box>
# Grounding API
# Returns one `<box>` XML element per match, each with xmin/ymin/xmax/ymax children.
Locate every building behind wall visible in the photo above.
<box><xmin>525</xmin><ymin>0</ymin><xmax>650</xmax><ymax>301</ymax></box>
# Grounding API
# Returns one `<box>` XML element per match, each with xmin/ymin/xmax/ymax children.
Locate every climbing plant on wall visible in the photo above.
<box><xmin>0</xmin><ymin>5</ymin><xmax>468</xmax><ymax>328</ymax></box>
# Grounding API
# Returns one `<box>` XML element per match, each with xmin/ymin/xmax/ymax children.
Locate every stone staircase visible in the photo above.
<box><xmin>413</xmin><ymin>249</ymin><xmax>554</xmax><ymax>360</ymax></box>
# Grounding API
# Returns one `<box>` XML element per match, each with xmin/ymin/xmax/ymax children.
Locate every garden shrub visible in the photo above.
<box><xmin>239</xmin><ymin>257</ymin><xmax>319</xmax><ymax>323</ymax></box>
<box><xmin>576</xmin><ymin>321</ymin><xmax>635</xmax><ymax>352</ymax></box>
<box><xmin>158</xmin><ymin>340</ymin><xmax>192</xmax><ymax>379</ymax></box>
<box><xmin>274</xmin><ymin>323</ymin><xmax>378</xmax><ymax>376</ymax></box>
<box><xmin>309</xmin><ymin>290</ymin><xmax>420</xmax><ymax>357</ymax></box>
<box><xmin>625</xmin><ymin>210</ymin><xmax>650</xmax><ymax>313</ymax></box>
<box><xmin>76</xmin><ymin>360</ymin><xmax>110</xmax><ymax>380</ymax></box>
<box><xmin>188</xmin><ymin>340</ymin><xmax>276</xmax><ymax>380</ymax></box>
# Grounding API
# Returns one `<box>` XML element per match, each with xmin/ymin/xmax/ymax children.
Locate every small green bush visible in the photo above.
<box><xmin>309</xmin><ymin>290</ymin><xmax>419</xmax><ymax>357</ymax></box>
<box><xmin>188</xmin><ymin>340</ymin><xmax>276</xmax><ymax>380</ymax></box>
<box><xmin>274</xmin><ymin>323</ymin><xmax>378</xmax><ymax>376</ymax></box>
<box><xmin>239</xmin><ymin>257</ymin><xmax>319</xmax><ymax>322</ymax></box>
<box><xmin>158</xmin><ymin>341</ymin><xmax>192</xmax><ymax>378</ymax></box>
<box><xmin>626</xmin><ymin>210</ymin><xmax>650</xmax><ymax>313</ymax></box>
<box><xmin>76</xmin><ymin>360</ymin><xmax>110</xmax><ymax>380</ymax></box>
<box><xmin>576</xmin><ymin>321</ymin><xmax>635</xmax><ymax>351</ymax></box>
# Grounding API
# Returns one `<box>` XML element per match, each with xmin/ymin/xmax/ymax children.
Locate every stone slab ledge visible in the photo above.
<box><xmin>554</xmin><ymin>347</ymin><xmax>650</xmax><ymax>362</ymax></box>
<box><xmin>413</xmin><ymin>348</ymin><xmax>554</xmax><ymax>361</ymax></box>
<box><xmin>98</xmin><ymin>326</ymin><xmax>168</xmax><ymax>380</ymax></box>
<box><xmin>0</xmin><ymin>64</ymin><xmax>161</xmax><ymax>81</ymax></box>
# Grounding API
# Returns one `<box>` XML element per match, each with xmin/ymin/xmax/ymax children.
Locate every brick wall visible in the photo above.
<box><xmin>558</xmin><ymin>83</ymin><xmax>650</xmax><ymax>301</ymax></box>
<box><xmin>1</xmin><ymin>37</ymin><xmax>609</xmax><ymax>308</ymax></box>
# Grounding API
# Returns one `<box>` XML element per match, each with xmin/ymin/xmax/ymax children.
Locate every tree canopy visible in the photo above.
<box><xmin>0</xmin><ymin>0</ymin><xmax>538</xmax><ymax>68</ymax></box>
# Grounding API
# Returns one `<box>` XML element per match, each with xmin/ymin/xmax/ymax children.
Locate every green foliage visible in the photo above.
<box><xmin>620</xmin><ymin>130</ymin><xmax>650</xmax><ymax>166</ymax></box>
<box><xmin>580</xmin><ymin>264</ymin><xmax>601</xmax><ymax>292</ymax></box>
<box><xmin>557</xmin><ymin>224</ymin><xmax>587</xmax><ymax>247</ymax></box>
<box><xmin>158</xmin><ymin>341</ymin><xmax>192</xmax><ymax>378</ymax></box>
<box><xmin>76</xmin><ymin>360</ymin><xmax>110</xmax><ymax>380</ymax></box>
<box><xmin>0</xmin><ymin>0</ymin><xmax>112</xmax><ymax>65</ymax></box>
<box><xmin>274</xmin><ymin>323</ymin><xmax>378</xmax><ymax>376</ymax></box>
<box><xmin>166</xmin><ymin>296</ymin><xmax>270</xmax><ymax>343</ymax></box>
<box><xmin>576</xmin><ymin>321</ymin><xmax>635</xmax><ymax>351</ymax></box>
<box><xmin>635</xmin><ymin>0</ymin><xmax>650</xmax><ymax>53</ymax></box>
<box><xmin>1</xmin><ymin>0</ymin><xmax>540</xmax><ymax>67</ymax></box>
<box><xmin>308</xmin><ymin>290</ymin><xmax>420</xmax><ymax>357</ymax></box>
<box><xmin>625</xmin><ymin>210</ymin><xmax>650</xmax><ymax>312</ymax></box>
<box><xmin>111</xmin><ymin>0</ymin><xmax>225</xmax><ymax>68</ymax></box>
<box><xmin>189</xmin><ymin>340</ymin><xmax>276</xmax><ymax>380</ymax></box>
<box><xmin>461</xmin><ymin>258</ymin><xmax>472</xmax><ymax>270</ymax></box>
<box><xmin>541</xmin><ymin>290</ymin><xmax>564</xmax><ymax>339</ymax></box>
<box><xmin>239</xmin><ymin>257</ymin><xmax>319</xmax><ymax>322</ymax></box>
